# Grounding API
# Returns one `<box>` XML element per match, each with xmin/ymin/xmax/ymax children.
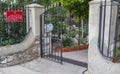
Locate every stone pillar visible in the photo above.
<box><xmin>26</xmin><ymin>4</ymin><xmax>44</xmax><ymax>37</ymax></box>
<box><xmin>88</xmin><ymin>0</ymin><xmax>120</xmax><ymax>74</ymax></box>
<box><xmin>94</xmin><ymin>0</ymin><xmax>111</xmax><ymax>1</ymax></box>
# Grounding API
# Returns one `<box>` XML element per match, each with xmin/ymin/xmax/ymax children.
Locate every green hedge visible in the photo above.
<box><xmin>0</xmin><ymin>2</ymin><xmax>26</xmax><ymax>46</ymax></box>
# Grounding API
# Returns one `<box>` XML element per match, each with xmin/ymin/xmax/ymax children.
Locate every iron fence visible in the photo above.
<box><xmin>0</xmin><ymin>2</ymin><xmax>27</xmax><ymax>46</ymax></box>
<box><xmin>98</xmin><ymin>0</ymin><xmax>120</xmax><ymax>62</ymax></box>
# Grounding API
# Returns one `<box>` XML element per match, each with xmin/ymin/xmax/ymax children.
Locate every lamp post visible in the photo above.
<box><xmin>32</xmin><ymin>0</ymin><xmax>37</xmax><ymax>3</ymax></box>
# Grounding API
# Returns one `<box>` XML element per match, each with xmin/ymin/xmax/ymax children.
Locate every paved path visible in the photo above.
<box><xmin>0</xmin><ymin>66</ymin><xmax>42</xmax><ymax>74</ymax></box>
<box><xmin>0</xmin><ymin>58</ymin><xmax>87</xmax><ymax>74</ymax></box>
<box><xmin>63</xmin><ymin>49</ymin><xmax>88</xmax><ymax>63</ymax></box>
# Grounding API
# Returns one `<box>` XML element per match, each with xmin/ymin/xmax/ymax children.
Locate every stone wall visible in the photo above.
<box><xmin>0</xmin><ymin>41</ymin><xmax>39</xmax><ymax>67</ymax></box>
<box><xmin>0</xmin><ymin>3</ymin><xmax>44</xmax><ymax>67</ymax></box>
<box><xmin>0</xmin><ymin>30</ymin><xmax>39</xmax><ymax>67</ymax></box>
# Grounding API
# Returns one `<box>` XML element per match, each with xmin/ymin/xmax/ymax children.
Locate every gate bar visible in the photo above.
<box><xmin>40</xmin><ymin>14</ymin><xmax>43</xmax><ymax>58</ymax></box>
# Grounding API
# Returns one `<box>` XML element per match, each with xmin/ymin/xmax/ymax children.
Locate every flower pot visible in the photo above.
<box><xmin>56</xmin><ymin>45</ymin><xmax>88</xmax><ymax>52</ymax></box>
<box><xmin>80</xmin><ymin>46</ymin><xmax>84</xmax><ymax>49</ymax></box>
<box><xmin>112</xmin><ymin>57</ymin><xmax>119</xmax><ymax>63</ymax></box>
<box><xmin>68</xmin><ymin>48</ymin><xmax>71</xmax><ymax>52</ymax></box>
<box><xmin>117</xmin><ymin>54</ymin><xmax>120</xmax><ymax>57</ymax></box>
<box><xmin>56</xmin><ymin>48</ymin><xmax>60</xmax><ymax>53</ymax></box>
<box><xmin>63</xmin><ymin>48</ymin><xmax>67</xmax><ymax>52</ymax></box>
<box><xmin>71</xmin><ymin>48</ymin><xmax>75</xmax><ymax>51</ymax></box>
<box><xmin>84</xmin><ymin>45</ymin><xmax>88</xmax><ymax>49</ymax></box>
<box><xmin>78</xmin><ymin>46</ymin><xmax>81</xmax><ymax>50</ymax></box>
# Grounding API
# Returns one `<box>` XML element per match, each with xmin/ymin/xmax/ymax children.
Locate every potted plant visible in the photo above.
<box><xmin>112</xmin><ymin>47</ymin><xmax>120</xmax><ymax>63</ymax></box>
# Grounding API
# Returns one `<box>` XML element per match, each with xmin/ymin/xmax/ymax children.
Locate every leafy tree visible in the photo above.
<box><xmin>52</xmin><ymin>0</ymin><xmax>90</xmax><ymax>45</ymax></box>
<box><xmin>52</xmin><ymin>0</ymin><xmax>90</xmax><ymax>20</ymax></box>
<box><xmin>37</xmin><ymin>0</ymin><xmax>51</xmax><ymax>7</ymax></box>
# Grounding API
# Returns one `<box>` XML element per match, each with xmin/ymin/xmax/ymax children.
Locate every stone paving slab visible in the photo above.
<box><xmin>63</xmin><ymin>50</ymin><xmax>88</xmax><ymax>63</ymax></box>
<box><xmin>85</xmin><ymin>71</ymin><xmax>88</xmax><ymax>74</ymax></box>
<box><xmin>0</xmin><ymin>58</ymin><xmax>87</xmax><ymax>74</ymax></box>
<box><xmin>0</xmin><ymin>72</ymin><xmax>3</xmax><ymax>74</ymax></box>
<box><xmin>22</xmin><ymin>58</ymin><xmax>87</xmax><ymax>74</ymax></box>
<box><xmin>0</xmin><ymin>66</ymin><xmax>42</xmax><ymax>74</ymax></box>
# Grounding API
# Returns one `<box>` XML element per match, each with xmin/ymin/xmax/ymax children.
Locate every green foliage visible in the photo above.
<box><xmin>37</xmin><ymin>0</ymin><xmax>51</xmax><ymax>7</ymax></box>
<box><xmin>67</xmin><ymin>30</ymin><xmax>78</xmax><ymax>38</ymax></box>
<box><xmin>118</xmin><ymin>7</ymin><xmax>120</xmax><ymax>18</ymax></box>
<box><xmin>62</xmin><ymin>37</ymin><xmax>72</xmax><ymax>47</ymax></box>
<box><xmin>0</xmin><ymin>1</ymin><xmax>26</xmax><ymax>46</ymax></box>
<box><xmin>116</xmin><ymin>47</ymin><xmax>120</xmax><ymax>56</ymax></box>
<box><xmin>52</xmin><ymin>0</ymin><xmax>91</xmax><ymax>20</ymax></box>
<box><xmin>79</xmin><ymin>24</ymin><xmax>88</xmax><ymax>37</ymax></box>
<box><xmin>51</xmin><ymin>22</ymin><xmax>67</xmax><ymax>35</ymax></box>
<box><xmin>62</xmin><ymin>23</ymin><xmax>67</xmax><ymax>34</ymax></box>
<box><xmin>52</xmin><ymin>22</ymin><xmax>59</xmax><ymax>34</ymax></box>
<box><xmin>79</xmin><ymin>37</ymin><xmax>85</xmax><ymax>45</ymax></box>
<box><xmin>0</xmin><ymin>0</ymin><xmax>32</xmax><ymax>5</ymax></box>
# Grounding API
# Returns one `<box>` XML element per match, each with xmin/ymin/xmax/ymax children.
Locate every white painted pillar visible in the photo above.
<box><xmin>26</xmin><ymin>4</ymin><xmax>44</xmax><ymax>37</ymax></box>
<box><xmin>88</xmin><ymin>0</ymin><xmax>120</xmax><ymax>74</ymax></box>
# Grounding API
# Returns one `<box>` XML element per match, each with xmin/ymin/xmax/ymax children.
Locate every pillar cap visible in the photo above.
<box><xmin>89</xmin><ymin>0</ymin><xmax>118</xmax><ymax>5</ymax></box>
<box><xmin>32</xmin><ymin>0</ymin><xmax>37</xmax><ymax>3</ymax></box>
<box><xmin>26</xmin><ymin>4</ymin><xmax>44</xmax><ymax>8</ymax></box>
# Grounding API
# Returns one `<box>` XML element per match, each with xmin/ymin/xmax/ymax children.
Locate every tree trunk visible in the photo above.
<box><xmin>81</xmin><ymin>19</ymin><xmax>84</xmax><ymax>38</ymax></box>
<box><xmin>69</xmin><ymin>10</ymin><xmax>72</xmax><ymax>30</ymax></box>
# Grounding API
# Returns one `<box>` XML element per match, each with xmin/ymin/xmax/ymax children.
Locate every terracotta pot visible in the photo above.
<box><xmin>77</xmin><ymin>46</ymin><xmax>79</xmax><ymax>50</ymax></box>
<box><xmin>78</xmin><ymin>45</ymin><xmax>88</xmax><ymax>50</ymax></box>
<box><xmin>56</xmin><ymin>48</ymin><xmax>60</xmax><ymax>52</ymax></box>
<box><xmin>62</xmin><ymin>48</ymin><xmax>67</xmax><ymax>52</ymax></box>
<box><xmin>61</xmin><ymin>48</ymin><xmax>64</xmax><ymax>52</ymax></box>
<box><xmin>75</xmin><ymin>47</ymin><xmax>79</xmax><ymax>50</ymax></box>
<box><xmin>69</xmin><ymin>48</ymin><xmax>74</xmax><ymax>51</ymax></box>
<box><xmin>81</xmin><ymin>46</ymin><xmax>84</xmax><ymax>49</ymax></box>
<box><xmin>65</xmin><ymin>48</ymin><xmax>68</xmax><ymax>52</ymax></box>
<box><xmin>72</xmin><ymin>47</ymin><xmax>76</xmax><ymax>51</ymax></box>
<box><xmin>68</xmin><ymin>48</ymin><xmax>71</xmax><ymax>52</ymax></box>
<box><xmin>112</xmin><ymin>57</ymin><xmax>119</xmax><ymax>63</ymax></box>
<box><xmin>79</xmin><ymin>46</ymin><xmax>82</xmax><ymax>50</ymax></box>
<box><xmin>57</xmin><ymin>45</ymin><xmax>88</xmax><ymax>52</ymax></box>
<box><xmin>84</xmin><ymin>45</ymin><xmax>88</xmax><ymax>49</ymax></box>
<box><xmin>68</xmin><ymin>48</ymin><xmax>71</xmax><ymax>51</ymax></box>
<box><xmin>117</xmin><ymin>54</ymin><xmax>120</xmax><ymax>57</ymax></box>
<box><xmin>77</xmin><ymin>46</ymin><xmax>80</xmax><ymax>50</ymax></box>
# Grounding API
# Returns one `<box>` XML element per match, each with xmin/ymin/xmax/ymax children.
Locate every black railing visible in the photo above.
<box><xmin>98</xmin><ymin>0</ymin><xmax>120</xmax><ymax>62</ymax></box>
<box><xmin>0</xmin><ymin>2</ymin><xmax>27</xmax><ymax>46</ymax></box>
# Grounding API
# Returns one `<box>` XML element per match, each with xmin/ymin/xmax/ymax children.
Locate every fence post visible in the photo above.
<box><xmin>88</xmin><ymin>0</ymin><xmax>120</xmax><ymax>74</ymax></box>
<box><xmin>26</xmin><ymin>4</ymin><xmax>44</xmax><ymax>37</ymax></box>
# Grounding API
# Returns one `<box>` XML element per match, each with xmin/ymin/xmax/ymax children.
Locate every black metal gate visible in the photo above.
<box><xmin>40</xmin><ymin>4</ymin><xmax>63</xmax><ymax>63</ymax></box>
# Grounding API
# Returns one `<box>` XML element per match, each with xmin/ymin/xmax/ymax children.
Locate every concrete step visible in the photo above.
<box><xmin>0</xmin><ymin>66</ymin><xmax>43</xmax><ymax>74</ymax></box>
<box><xmin>0</xmin><ymin>72</ymin><xmax>4</xmax><ymax>74</ymax></box>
